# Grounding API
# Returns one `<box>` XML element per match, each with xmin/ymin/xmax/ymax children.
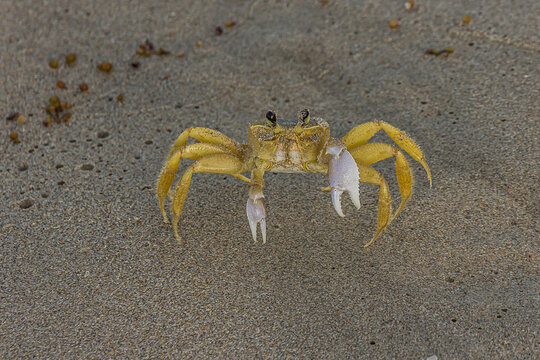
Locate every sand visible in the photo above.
<box><xmin>1</xmin><ymin>0</ymin><xmax>538</xmax><ymax>358</ymax></box>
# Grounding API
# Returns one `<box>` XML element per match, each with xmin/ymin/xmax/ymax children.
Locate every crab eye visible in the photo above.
<box><xmin>265</xmin><ymin>110</ymin><xmax>277</xmax><ymax>127</ymax></box>
<box><xmin>298</xmin><ymin>108</ymin><xmax>310</xmax><ymax>126</ymax></box>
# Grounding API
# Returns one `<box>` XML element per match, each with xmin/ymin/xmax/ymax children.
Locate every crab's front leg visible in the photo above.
<box><xmin>246</xmin><ymin>164</ymin><xmax>268</xmax><ymax>243</ymax></box>
<box><xmin>157</xmin><ymin>143</ymin><xmax>248</xmax><ymax>224</ymax></box>
<box><xmin>324</xmin><ymin>139</ymin><xmax>361</xmax><ymax>216</ymax></box>
<box><xmin>169</xmin><ymin>154</ymin><xmax>245</xmax><ymax>243</ymax></box>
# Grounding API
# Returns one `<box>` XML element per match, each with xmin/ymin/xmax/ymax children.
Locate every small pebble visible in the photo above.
<box><xmin>145</xmin><ymin>39</ymin><xmax>155</xmax><ymax>51</ymax></box>
<box><xmin>61</xmin><ymin>112</ymin><xmax>72</xmax><ymax>122</ymax></box>
<box><xmin>19</xmin><ymin>198</ymin><xmax>34</xmax><ymax>209</ymax></box>
<box><xmin>136</xmin><ymin>45</ymin><xmax>152</xmax><ymax>57</ymax></box>
<box><xmin>80</xmin><ymin>163</ymin><xmax>94</xmax><ymax>171</ymax></box>
<box><xmin>6</xmin><ymin>112</ymin><xmax>19</xmax><ymax>121</ymax></box>
<box><xmin>425</xmin><ymin>47</ymin><xmax>454</xmax><ymax>56</ymax></box>
<box><xmin>97</xmin><ymin>130</ymin><xmax>109</xmax><ymax>138</ymax></box>
<box><xmin>97</xmin><ymin>62</ymin><xmax>112</xmax><ymax>72</ymax></box>
<box><xmin>155</xmin><ymin>48</ymin><xmax>170</xmax><ymax>55</ymax></box>
<box><xmin>65</xmin><ymin>53</ymin><xmax>76</xmax><ymax>66</ymax></box>
<box><xmin>49</xmin><ymin>96</ymin><xmax>60</xmax><ymax>106</ymax></box>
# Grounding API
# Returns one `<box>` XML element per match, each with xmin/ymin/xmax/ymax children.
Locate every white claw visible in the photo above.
<box><xmin>330</xmin><ymin>188</ymin><xmax>345</xmax><ymax>217</ymax></box>
<box><xmin>247</xmin><ymin>195</ymin><xmax>267</xmax><ymax>243</ymax></box>
<box><xmin>327</xmin><ymin>144</ymin><xmax>360</xmax><ymax>217</ymax></box>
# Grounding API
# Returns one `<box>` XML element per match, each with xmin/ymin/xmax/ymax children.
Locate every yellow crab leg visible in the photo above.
<box><xmin>249</xmin><ymin>167</ymin><xmax>265</xmax><ymax>199</ymax></box>
<box><xmin>342</xmin><ymin>120</ymin><xmax>431</xmax><ymax>187</ymax></box>
<box><xmin>167</xmin><ymin>127</ymin><xmax>242</xmax><ymax>159</ymax></box>
<box><xmin>349</xmin><ymin>142</ymin><xmax>412</xmax><ymax>219</ymax></box>
<box><xmin>171</xmin><ymin>154</ymin><xmax>245</xmax><ymax>244</ymax></box>
<box><xmin>356</xmin><ymin>164</ymin><xmax>392</xmax><ymax>247</ymax></box>
<box><xmin>157</xmin><ymin>143</ymin><xmax>248</xmax><ymax>224</ymax></box>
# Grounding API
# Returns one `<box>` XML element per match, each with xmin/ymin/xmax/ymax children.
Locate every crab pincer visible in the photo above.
<box><xmin>326</xmin><ymin>142</ymin><xmax>361</xmax><ymax>217</ymax></box>
<box><xmin>246</xmin><ymin>189</ymin><xmax>267</xmax><ymax>243</ymax></box>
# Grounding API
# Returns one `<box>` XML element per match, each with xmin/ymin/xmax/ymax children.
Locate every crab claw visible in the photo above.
<box><xmin>246</xmin><ymin>191</ymin><xmax>267</xmax><ymax>243</ymax></box>
<box><xmin>327</xmin><ymin>143</ymin><xmax>360</xmax><ymax>217</ymax></box>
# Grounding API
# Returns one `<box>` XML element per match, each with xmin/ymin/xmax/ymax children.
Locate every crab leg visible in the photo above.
<box><xmin>326</xmin><ymin>140</ymin><xmax>361</xmax><ymax>217</ymax></box>
<box><xmin>246</xmin><ymin>168</ymin><xmax>267</xmax><ymax>243</ymax></box>
<box><xmin>170</xmin><ymin>154</ymin><xmax>244</xmax><ymax>243</ymax></box>
<box><xmin>355</xmin><ymin>164</ymin><xmax>392</xmax><ymax>247</ymax></box>
<box><xmin>342</xmin><ymin>120</ymin><xmax>431</xmax><ymax>187</ymax></box>
<box><xmin>167</xmin><ymin>127</ymin><xmax>243</xmax><ymax>159</ymax></box>
<box><xmin>157</xmin><ymin>143</ymin><xmax>249</xmax><ymax>223</ymax></box>
<box><xmin>349</xmin><ymin>142</ymin><xmax>412</xmax><ymax>219</ymax></box>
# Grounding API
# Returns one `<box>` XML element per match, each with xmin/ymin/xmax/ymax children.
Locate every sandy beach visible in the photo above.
<box><xmin>1</xmin><ymin>0</ymin><xmax>538</xmax><ymax>358</ymax></box>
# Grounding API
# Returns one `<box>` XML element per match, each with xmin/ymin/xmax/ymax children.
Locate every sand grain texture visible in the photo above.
<box><xmin>1</xmin><ymin>0</ymin><xmax>538</xmax><ymax>358</ymax></box>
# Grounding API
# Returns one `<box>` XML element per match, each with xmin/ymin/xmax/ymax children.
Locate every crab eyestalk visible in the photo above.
<box><xmin>266</xmin><ymin>110</ymin><xmax>277</xmax><ymax>127</ymax></box>
<box><xmin>298</xmin><ymin>108</ymin><xmax>310</xmax><ymax>127</ymax></box>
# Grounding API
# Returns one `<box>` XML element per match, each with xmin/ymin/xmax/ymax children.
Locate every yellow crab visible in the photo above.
<box><xmin>157</xmin><ymin>109</ymin><xmax>431</xmax><ymax>247</ymax></box>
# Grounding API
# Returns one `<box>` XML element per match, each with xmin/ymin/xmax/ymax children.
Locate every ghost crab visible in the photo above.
<box><xmin>157</xmin><ymin>109</ymin><xmax>431</xmax><ymax>246</ymax></box>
